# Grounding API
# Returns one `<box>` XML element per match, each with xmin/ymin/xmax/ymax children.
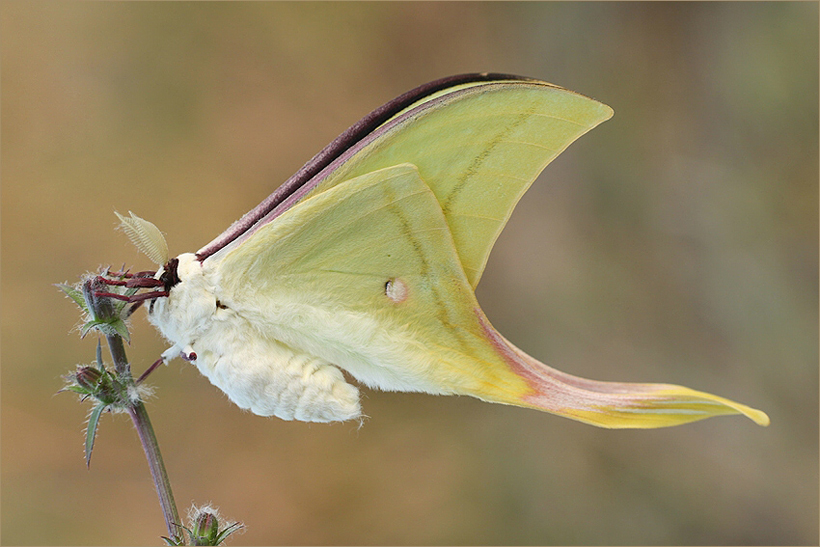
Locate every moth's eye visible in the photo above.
<box><xmin>384</xmin><ymin>278</ymin><xmax>408</xmax><ymax>303</ymax></box>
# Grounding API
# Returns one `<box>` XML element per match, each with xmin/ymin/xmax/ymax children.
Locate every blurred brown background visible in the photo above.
<box><xmin>2</xmin><ymin>2</ymin><xmax>817</xmax><ymax>545</ymax></box>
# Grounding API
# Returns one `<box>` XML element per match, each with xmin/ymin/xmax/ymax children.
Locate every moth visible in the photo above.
<box><xmin>108</xmin><ymin>73</ymin><xmax>768</xmax><ymax>427</ymax></box>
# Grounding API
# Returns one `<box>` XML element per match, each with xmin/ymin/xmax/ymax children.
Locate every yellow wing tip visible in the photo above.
<box><xmin>744</xmin><ymin>407</ymin><xmax>770</xmax><ymax>427</ymax></box>
<box><xmin>672</xmin><ymin>386</ymin><xmax>770</xmax><ymax>427</ymax></box>
<box><xmin>521</xmin><ymin>383</ymin><xmax>771</xmax><ymax>429</ymax></box>
<box><xmin>644</xmin><ymin>387</ymin><xmax>771</xmax><ymax>428</ymax></box>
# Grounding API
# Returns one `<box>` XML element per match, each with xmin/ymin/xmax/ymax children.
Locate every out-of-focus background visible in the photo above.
<box><xmin>2</xmin><ymin>2</ymin><xmax>817</xmax><ymax>545</ymax></box>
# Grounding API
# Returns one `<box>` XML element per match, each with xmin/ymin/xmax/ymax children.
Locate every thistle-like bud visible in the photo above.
<box><xmin>186</xmin><ymin>505</ymin><xmax>243</xmax><ymax>546</ymax></box>
<box><xmin>82</xmin><ymin>277</ymin><xmax>115</xmax><ymax>322</ymax></box>
<box><xmin>69</xmin><ymin>365</ymin><xmax>121</xmax><ymax>406</ymax></box>
<box><xmin>191</xmin><ymin>511</ymin><xmax>220</xmax><ymax>546</ymax></box>
<box><xmin>75</xmin><ymin>366</ymin><xmax>103</xmax><ymax>392</ymax></box>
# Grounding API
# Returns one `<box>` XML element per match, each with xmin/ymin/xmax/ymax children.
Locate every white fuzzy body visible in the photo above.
<box><xmin>149</xmin><ymin>254</ymin><xmax>362</xmax><ymax>421</ymax></box>
<box><xmin>148</xmin><ymin>253</ymin><xmax>445</xmax><ymax>422</ymax></box>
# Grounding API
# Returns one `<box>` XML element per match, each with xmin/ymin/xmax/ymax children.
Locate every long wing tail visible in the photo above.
<box><xmin>473</xmin><ymin>312</ymin><xmax>770</xmax><ymax>428</ymax></box>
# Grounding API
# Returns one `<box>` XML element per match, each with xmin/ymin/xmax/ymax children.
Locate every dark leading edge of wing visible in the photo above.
<box><xmin>196</xmin><ymin>73</ymin><xmax>534</xmax><ymax>261</ymax></box>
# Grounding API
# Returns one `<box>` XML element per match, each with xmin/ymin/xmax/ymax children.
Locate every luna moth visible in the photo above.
<box><xmin>105</xmin><ymin>73</ymin><xmax>769</xmax><ymax>428</ymax></box>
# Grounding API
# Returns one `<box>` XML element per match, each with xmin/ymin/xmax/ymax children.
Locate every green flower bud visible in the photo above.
<box><xmin>185</xmin><ymin>505</ymin><xmax>243</xmax><ymax>546</ymax></box>
<box><xmin>191</xmin><ymin>511</ymin><xmax>219</xmax><ymax>546</ymax></box>
<box><xmin>75</xmin><ymin>366</ymin><xmax>103</xmax><ymax>392</ymax></box>
<box><xmin>69</xmin><ymin>365</ymin><xmax>121</xmax><ymax>406</ymax></box>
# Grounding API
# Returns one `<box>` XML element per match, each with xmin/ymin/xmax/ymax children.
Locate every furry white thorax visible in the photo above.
<box><xmin>148</xmin><ymin>254</ymin><xmax>447</xmax><ymax>423</ymax></box>
<box><xmin>148</xmin><ymin>253</ymin><xmax>361</xmax><ymax>422</ymax></box>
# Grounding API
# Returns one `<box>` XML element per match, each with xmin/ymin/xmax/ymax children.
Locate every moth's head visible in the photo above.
<box><xmin>157</xmin><ymin>257</ymin><xmax>180</xmax><ymax>292</ymax></box>
<box><xmin>155</xmin><ymin>253</ymin><xmax>203</xmax><ymax>291</ymax></box>
<box><xmin>147</xmin><ymin>252</ymin><xmax>213</xmax><ymax>346</ymax></box>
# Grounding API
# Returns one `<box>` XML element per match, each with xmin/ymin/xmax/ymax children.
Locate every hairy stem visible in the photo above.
<box><xmin>105</xmin><ymin>334</ymin><xmax>184</xmax><ymax>544</ymax></box>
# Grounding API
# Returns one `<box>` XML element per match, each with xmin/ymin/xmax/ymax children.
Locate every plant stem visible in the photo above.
<box><xmin>106</xmin><ymin>334</ymin><xmax>184</xmax><ymax>544</ymax></box>
<box><xmin>128</xmin><ymin>400</ymin><xmax>183</xmax><ymax>544</ymax></box>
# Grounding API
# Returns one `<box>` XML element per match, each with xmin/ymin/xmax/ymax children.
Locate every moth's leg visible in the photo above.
<box><xmin>103</xmin><ymin>268</ymin><xmax>157</xmax><ymax>279</ymax></box>
<box><xmin>92</xmin><ymin>290</ymin><xmax>169</xmax><ymax>303</ymax></box>
<box><xmin>135</xmin><ymin>357</ymin><xmax>164</xmax><ymax>384</ymax></box>
<box><xmin>96</xmin><ymin>275</ymin><xmax>164</xmax><ymax>289</ymax></box>
<box><xmin>93</xmin><ymin>274</ymin><xmax>169</xmax><ymax>303</ymax></box>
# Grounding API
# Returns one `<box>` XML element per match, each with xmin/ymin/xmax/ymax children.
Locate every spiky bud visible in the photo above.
<box><xmin>75</xmin><ymin>366</ymin><xmax>103</xmax><ymax>391</ymax></box>
<box><xmin>191</xmin><ymin>511</ymin><xmax>220</xmax><ymax>546</ymax></box>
